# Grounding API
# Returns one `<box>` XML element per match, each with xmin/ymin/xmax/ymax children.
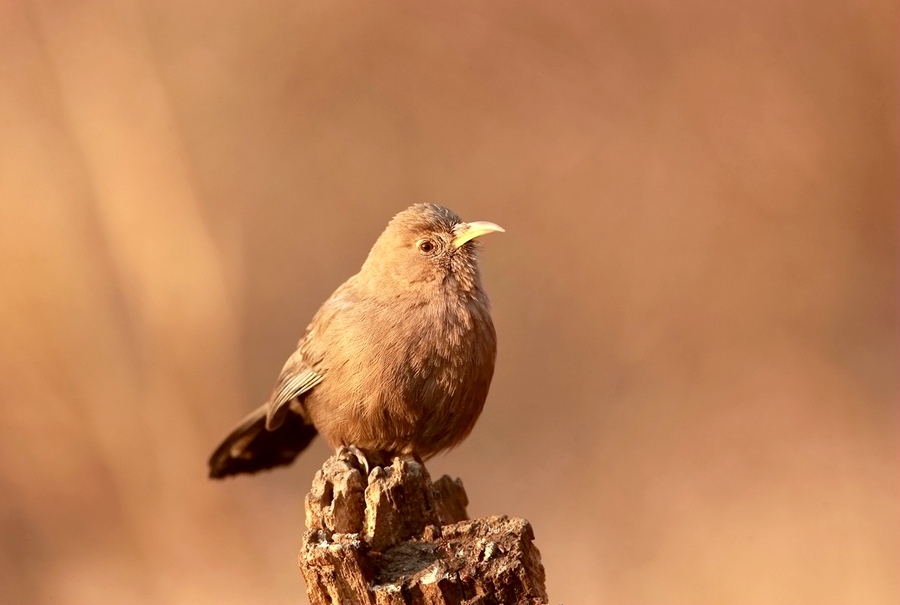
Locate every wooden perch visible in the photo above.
<box><xmin>299</xmin><ymin>449</ymin><xmax>548</xmax><ymax>605</ymax></box>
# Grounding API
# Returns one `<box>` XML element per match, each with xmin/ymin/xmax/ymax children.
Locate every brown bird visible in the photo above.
<box><xmin>209</xmin><ymin>204</ymin><xmax>503</xmax><ymax>478</ymax></box>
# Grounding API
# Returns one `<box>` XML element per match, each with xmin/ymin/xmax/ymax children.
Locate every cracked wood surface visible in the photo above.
<box><xmin>299</xmin><ymin>450</ymin><xmax>547</xmax><ymax>605</ymax></box>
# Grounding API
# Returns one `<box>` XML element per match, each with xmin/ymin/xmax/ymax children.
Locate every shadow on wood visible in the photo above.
<box><xmin>299</xmin><ymin>449</ymin><xmax>548</xmax><ymax>605</ymax></box>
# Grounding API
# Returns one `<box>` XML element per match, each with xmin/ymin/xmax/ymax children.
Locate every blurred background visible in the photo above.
<box><xmin>0</xmin><ymin>1</ymin><xmax>897</xmax><ymax>603</ymax></box>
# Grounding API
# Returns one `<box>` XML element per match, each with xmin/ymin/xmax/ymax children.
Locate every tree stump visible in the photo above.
<box><xmin>299</xmin><ymin>449</ymin><xmax>548</xmax><ymax>605</ymax></box>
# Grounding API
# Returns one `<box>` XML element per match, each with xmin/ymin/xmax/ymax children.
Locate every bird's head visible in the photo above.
<box><xmin>360</xmin><ymin>203</ymin><xmax>504</xmax><ymax>296</ymax></box>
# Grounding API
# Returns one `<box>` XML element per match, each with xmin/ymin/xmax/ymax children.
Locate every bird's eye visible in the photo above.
<box><xmin>417</xmin><ymin>239</ymin><xmax>435</xmax><ymax>253</ymax></box>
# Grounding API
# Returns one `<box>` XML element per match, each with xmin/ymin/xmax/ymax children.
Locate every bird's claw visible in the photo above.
<box><xmin>339</xmin><ymin>445</ymin><xmax>372</xmax><ymax>478</ymax></box>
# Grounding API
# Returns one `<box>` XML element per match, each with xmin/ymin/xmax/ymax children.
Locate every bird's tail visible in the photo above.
<box><xmin>208</xmin><ymin>404</ymin><xmax>318</xmax><ymax>479</ymax></box>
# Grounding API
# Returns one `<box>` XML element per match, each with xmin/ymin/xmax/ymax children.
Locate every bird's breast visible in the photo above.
<box><xmin>309</xmin><ymin>292</ymin><xmax>496</xmax><ymax>457</ymax></box>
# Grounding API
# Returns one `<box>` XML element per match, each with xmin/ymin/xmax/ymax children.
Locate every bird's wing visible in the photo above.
<box><xmin>265</xmin><ymin>352</ymin><xmax>324</xmax><ymax>430</ymax></box>
<box><xmin>264</xmin><ymin>288</ymin><xmax>356</xmax><ymax>431</ymax></box>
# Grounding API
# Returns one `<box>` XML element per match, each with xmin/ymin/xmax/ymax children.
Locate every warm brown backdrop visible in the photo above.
<box><xmin>0</xmin><ymin>1</ymin><xmax>897</xmax><ymax>603</ymax></box>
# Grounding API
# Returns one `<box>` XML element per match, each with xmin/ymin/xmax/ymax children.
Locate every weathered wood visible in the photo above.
<box><xmin>299</xmin><ymin>449</ymin><xmax>548</xmax><ymax>605</ymax></box>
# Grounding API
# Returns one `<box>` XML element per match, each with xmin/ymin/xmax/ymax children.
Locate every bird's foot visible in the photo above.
<box><xmin>338</xmin><ymin>445</ymin><xmax>372</xmax><ymax>478</ymax></box>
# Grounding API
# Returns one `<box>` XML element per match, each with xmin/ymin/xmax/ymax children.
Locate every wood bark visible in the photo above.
<box><xmin>299</xmin><ymin>449</ymin><xmax>548</xmax><ymax>605</ymax></box>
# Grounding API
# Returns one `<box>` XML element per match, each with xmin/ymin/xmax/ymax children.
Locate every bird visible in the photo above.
<box><xmin>208</xmin><ymin>203</ymin><xmax>503</xmax><ymax>478</ymax></box>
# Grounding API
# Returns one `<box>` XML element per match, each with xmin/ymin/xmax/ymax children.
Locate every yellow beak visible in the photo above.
<box><xmin>451</xmin><ymin>221</ymin><xmax>505</xmax><ymax>248</ymax></box>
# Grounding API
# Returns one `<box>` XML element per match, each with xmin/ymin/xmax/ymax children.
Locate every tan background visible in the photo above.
<box><xmin>1</xmin><ymin>1</ymin><xmax>897</xmax><ymax>603</ymax></box>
